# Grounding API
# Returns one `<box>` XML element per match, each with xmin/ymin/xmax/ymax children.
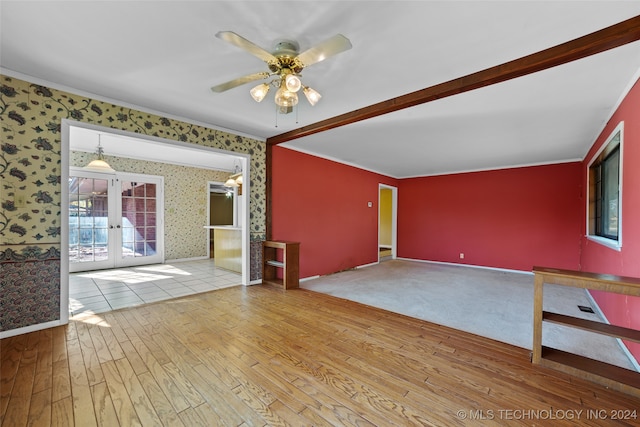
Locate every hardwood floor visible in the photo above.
<box><xmin>2</xmin><ymin>284</ymin><xmax>638</xmax><ymax>426</ymax></box>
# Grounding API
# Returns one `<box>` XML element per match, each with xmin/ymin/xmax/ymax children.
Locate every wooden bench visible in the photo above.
<box><xmin>532</xmin><ymin>266</ymin><xmax>640</xmax><ymax>397</ymax></box>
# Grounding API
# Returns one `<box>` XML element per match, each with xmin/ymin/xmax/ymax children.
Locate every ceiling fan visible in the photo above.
<box><xmin>211</xmin><ymin>31</ymin><xmax>352</xmax><ymax>114</ymax></box>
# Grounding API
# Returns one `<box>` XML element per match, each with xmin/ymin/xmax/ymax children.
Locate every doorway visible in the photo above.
<box><xmin>62</xmin><ymin>120</ymin><xmax>251</xmax><ymax>319</ymax></box>
<box><xmin>378</xmin><ymin>184</ymin><xmax>397</xmax><ymax>261</ymax></box>
<box><xmin>207</xmin><ymin>182</ymin><xmax>237</xmax><ymax>258</ymax></box>
<box><xmin>68</xmin><ymin>168</ymin><xmax>164</xmax><ymax>272</ymax></box>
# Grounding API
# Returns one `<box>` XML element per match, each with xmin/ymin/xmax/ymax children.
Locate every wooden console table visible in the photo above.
<box><xmin>532</xmin><ymin>266</ymin><xmax>640</xmax><ymax>397</ymax></box>
<box><xmin>262</xmin><ymin>241</ymin><xmax>300</xmax><ymax>289</ymax></box>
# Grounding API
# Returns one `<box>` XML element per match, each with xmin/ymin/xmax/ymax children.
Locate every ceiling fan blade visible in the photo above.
<box><xmin>211</xmin><ymin>72</ymin><xmax>270</xmax><ymax>93</ymax></box>
<box><xmin>295</xmin><ymin>34</ymin><xmax>352</xmax><ymax>68</ymax></box>
<box><xmin>216</xmin><ymin>31</ymin><xmax>280</xmax><ymax>67</ymax></box>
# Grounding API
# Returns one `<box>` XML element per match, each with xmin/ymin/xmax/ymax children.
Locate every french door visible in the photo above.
<box><xmin>68</xmin><ymin>168</ymin><xmax>164</xmax><ymax>272</ymax></box>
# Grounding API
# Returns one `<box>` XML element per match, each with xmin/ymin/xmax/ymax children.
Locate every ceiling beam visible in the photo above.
<box><xmin>267</xmin><ymin>15</ymin><xmax>640</xmax><ymax>146</ymax></box>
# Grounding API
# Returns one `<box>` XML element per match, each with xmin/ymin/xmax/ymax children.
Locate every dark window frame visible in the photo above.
<box><xmin>588</xmin><ymin>123</ymin><xmax>622</xmax><ymax>248</ymax></box>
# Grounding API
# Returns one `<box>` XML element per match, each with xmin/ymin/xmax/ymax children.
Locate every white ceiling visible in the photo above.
<box><xmin>2</xmin><ymin>1</ymin><xmax>640</xmax><ymax>178</ymax></box>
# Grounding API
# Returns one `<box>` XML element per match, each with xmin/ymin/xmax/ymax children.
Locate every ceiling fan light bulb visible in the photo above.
<box><xmin>285</xmin><ymin>74</ymin><xmax>302</xmax><ymax>92</ymax></box>
<box><xmin>303</xmin><ymin>86</ymin><xmax>322</xmax><ymax>106</ymax></box>
<box><xmin>275</xmin><ymin>87</ymin><xmax>299</xmax><ymax>108</ymax></box>
<box><xmin>250</xmin><ymin>83</ymin><xmax>270</xmax><ymax>102</ymax></box>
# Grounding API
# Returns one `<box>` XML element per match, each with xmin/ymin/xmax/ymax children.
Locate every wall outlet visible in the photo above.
<box><xmin>459</xmin><ymin>253</ymin><xmax>464</xmax><ymax>259</ymax></box>
<box><xmin>367</xmin><ymin>201</ymin><xmax>373</xmax><ymax>208</ymax></box>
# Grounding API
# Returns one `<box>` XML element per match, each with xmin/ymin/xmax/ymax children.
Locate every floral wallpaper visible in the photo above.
<box><xmin>1</xmin><ymin>74</ymin><xmax>267</xmax><ymax>332</ymax></box>
<box><xmin>71</xmin><ymin>151</ymin><xmax>229</xmax><ymax>261</ymax></box>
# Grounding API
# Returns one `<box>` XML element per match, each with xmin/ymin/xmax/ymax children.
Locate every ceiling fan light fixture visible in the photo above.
<box><xmin>250</xmin><ymin>83</ymin><xmax>270</xmax><ymax>102</ymax></box>
<box><xmin>303</xmin><ymin>86</ymin><xmax>322</xmax><ymax>106</ymax></box>
<box><xmin>275</xmin><ymin>86</ymin><xmax>299</xmax><ymax>108</ymax></box>
<box><xmin>224</xmin><ymin>177</ymin><xmax>239</xmax><ymax>188</ymax></box>
<box><xmin>277</xmin><ymin>105</ymin><xmax>294</xmax><ymax>114</ymax></box>
<box><xmin>212</xmin><ymin>31</ymin><xmax>352</xmax><ymax>116</ymax></box>
<box><xmin>285</xmin><ymin>74</ymin><xmax>302</xmax><ymax>92</ymax></box>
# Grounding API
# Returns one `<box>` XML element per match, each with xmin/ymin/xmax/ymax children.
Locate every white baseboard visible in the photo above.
<box><xmin>165</xmin><ymin>256</ymin><xmax>209</xmax><ymax>263</ymax></box>
<box><xmin>356</xmin><ymin>261</ymin><xmax>380</xmax><ymax>269</ymax></box>
<box><xmin>300</xmin><ymin>275</ymin><xmax>320</xmax><ymax>282</ymax></box>
<box><xmin>396</xmin><ymin>257</ymin><xmax>533</xmax><ymax>275</ymax></box>
<box><xmin>0</xmin><ymin>319</ymin><xmax>65</xmax><ymax>339</ymax></box>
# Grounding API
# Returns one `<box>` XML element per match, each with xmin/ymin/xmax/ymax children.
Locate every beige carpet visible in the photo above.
<box><xmin>302</xmin><ymin>259</ymin><xmax>637</xmax><ymax>371</ymax></box>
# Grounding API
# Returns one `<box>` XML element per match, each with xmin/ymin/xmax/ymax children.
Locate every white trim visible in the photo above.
<box><xmin>280</xmin><ymin>143</ymin><xmax>394</xmax><ymax>177</ymax></box>
<box><xmin>166</xmin><ymin>256</ymin><xmax>209</xmax><ymax>263</ymax></box>
<box><xmin>398</xmin><ymin>158</ymin><xmax>584</xmax><ymax>180</ymax></box>
<box><xmin>280</xmin><ymin>144</ymin><xmax>582</xmax><ymax>180</ymax></box>
<box><xmin>581</xmin><ymin>72</ymin><xmax>640</xmax><ymax>162</ymax></box>
<box><xmin>60</xmin><ymin>121</ymin><xmax>70</xmax><ymax>326</ymax></box>
<box><xmin>586</xmin><ymin>235</ymin><xmax>622</xmax><ymax>252</ymax></box>
<box><xmin>240</xmin><ymin>156</ymin><xmax>250</xmax><ymax>286</ymax></box>
<box><xmin>0</xmin><ymin>320</ymin><xmax>65</xmax><ymax>339</ymax></box>
<box><xmin>396</xmin><ymin>257</ymin><xmax>533</xmax><ymax>276</ymax></box>
<box><xmin>585</xmin><ymin>291</ymin><xmax>640</xmax><ymax>372</ymax></box>
<box><xmin>1</xmin><ymin>67</ymin><xmax>264</xmax><ymax>142</ymax></box>
<box><xmin>356</xmin><ymin>261</ymin><xmax>380</xmax><ymax>269</ymax></box>
<box><xmin>300</xmin><ymin>275</ymin><xmax>320</xmax><ymax>282</ymax></box>
<box><xmin>378</xmin><ymin>184</ymin><xmax>398</xmax><ymax>260</ymax></box>
<box><xmin>585</xmin><ymin>121</ymin><xmax>623</xmax><ymax>251</ymax></box>
<box><xmin>249</xmin><ymin>279</ymin><xmax>262</xmax><ymax>286</ymax></box>
<box><xmin>206</xmin><ymin>182</ymin><xmax>212</xmax><ymax>259</ymax></box>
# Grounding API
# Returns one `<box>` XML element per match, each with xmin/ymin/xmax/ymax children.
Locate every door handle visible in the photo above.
<box><xmin>110</xmin><ymin>225</ymin><xmax>114</xmax><ymax>229</ymax></box>
<box><xmin>116</xmin><ymin>225</ymin><xmax>121</xmax><ymax>229</ymax></box>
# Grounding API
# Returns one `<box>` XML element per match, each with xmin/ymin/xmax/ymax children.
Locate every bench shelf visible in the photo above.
<box><xmin>532</xmin><ymin>266</ymin><xmax>640</xmax><ymax>398</ymax></box>
<box><xmin>262</xmin><ymin>241</ymin><xmax>300</xmax><ymax>289</ymax></box>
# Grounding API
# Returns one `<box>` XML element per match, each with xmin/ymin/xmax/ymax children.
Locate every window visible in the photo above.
<box><xmin>588</xmin><ymin>122</ymin><xmax>622</xmax><ymax>249</ymax></box>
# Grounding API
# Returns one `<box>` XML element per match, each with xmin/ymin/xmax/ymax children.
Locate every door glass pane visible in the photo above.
<box><xmin>121</xmin><ymin>181</ymin><xmax>157</xmax><ymax>258</ymax></box>
<box><xmin>69</xmin><ymin>176</ymin><xmax>109</xmax><ymax>263</ymax></box>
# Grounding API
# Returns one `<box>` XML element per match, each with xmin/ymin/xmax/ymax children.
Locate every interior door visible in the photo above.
<box><xmin>69</xmin><ymin>169</ymin><xmax>164</xmax><ymax>272</ymax></box>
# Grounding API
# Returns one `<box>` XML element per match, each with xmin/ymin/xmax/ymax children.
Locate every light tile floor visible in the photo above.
<box><xmin>69</xmin><ymin>259</ymin><xmax>241</xmax><ymax>317</ymax></box>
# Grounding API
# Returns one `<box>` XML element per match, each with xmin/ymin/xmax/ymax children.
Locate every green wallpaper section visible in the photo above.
<box><xmin>71</xmin><ymin>151</ymin><xmax>230</xmax><ymax>261</ymax></box>
<box><xmin>1</xmin><ymin>75</ymin><xmax>266</xmax><ymax>258</ymax></box>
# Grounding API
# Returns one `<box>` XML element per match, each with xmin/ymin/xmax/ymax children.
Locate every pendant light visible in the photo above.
<box><xmin>224</xmin><ymin>163</ymin><xmax>242</xmax><ymax>188</ymax></box>
<box><xmin>83</xmin><ymin>135</ymin><xmax>115</xmax><ymax>173</ymax></box>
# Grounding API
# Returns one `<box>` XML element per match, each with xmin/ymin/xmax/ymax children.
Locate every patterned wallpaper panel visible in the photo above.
<box><xmin>71</xmin><ymin>151</ymin><xmax>229</xmax><ymax>260</ymax></box>
<box><xmin>0</xmin><ymin>74</ymin><xmax>267</xmax><ymax>332</ymax></box>
<box><xmin>1</xmin><ymin>75</ymin><xmax>266</xmax><ymax>254</ymax></box>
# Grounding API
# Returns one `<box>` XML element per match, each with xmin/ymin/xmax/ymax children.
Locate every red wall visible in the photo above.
<box><xmin>580</xmin><ymin>79</ymin><xmax>640</xmax><ymax>359</ymax></box>
<box><xmin>398</xmin><ymin>163</ymin><xmax>583</xmax><ymax>271</ymax></box>
<box><xmin>271</xmin><ymin>80</ymin><xmax>639</xmax><ymax>361</ymax></box>
<box><xmin>271</xmin><ymin>146</ymin><xmax>399</xmax><ymax>278</ymax></box>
